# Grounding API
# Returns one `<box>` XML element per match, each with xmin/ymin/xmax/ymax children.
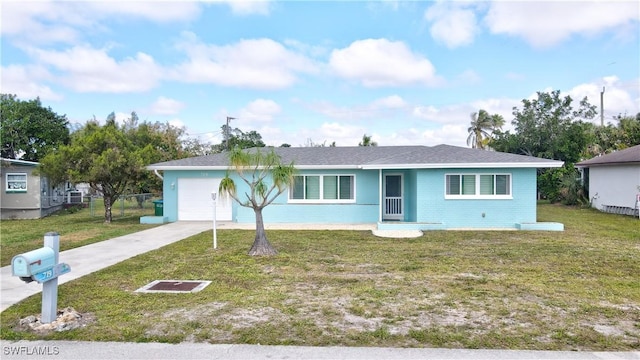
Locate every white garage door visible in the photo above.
<box><xmin>177</xmin><ymin>178</ymin><xmax>232</xmax><ymax>221</ymax></box>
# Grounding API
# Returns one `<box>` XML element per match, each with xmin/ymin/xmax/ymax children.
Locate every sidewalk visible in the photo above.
<box><xmin>0</xmin><ymin>340</ymin><xmax>638</xmax><ymax>360</ymax></box>
<box><xmin>1</xmin><ymin>221</ymin><xmax>211</xmax><ymax>312</ymax></box>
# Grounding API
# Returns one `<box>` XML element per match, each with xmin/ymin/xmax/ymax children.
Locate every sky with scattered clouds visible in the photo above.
<box><xmin>2</xmin><ymin>0</ymin><xmax>639</xmax><ymax>148</ymax></box>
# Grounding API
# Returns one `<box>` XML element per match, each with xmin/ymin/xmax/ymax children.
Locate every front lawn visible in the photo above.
<box><xmin>1</xmin><ymin>204</ymin><xmax>638</xmax><ymax>350</ymax></box>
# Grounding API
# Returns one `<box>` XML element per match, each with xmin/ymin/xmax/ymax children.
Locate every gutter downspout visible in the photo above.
<box><xmin>153</xmin><ymin>169</ymin><xmax>163</xmax><ymax>180</ymax></box>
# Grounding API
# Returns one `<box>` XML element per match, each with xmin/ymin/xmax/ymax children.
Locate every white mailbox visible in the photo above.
<box><xmin>12</xmin><ymin>232</ymin><xmax>71</xmax><ymax>324</ymax></box>
<box><xmin>12</xmin><ymin>247</ymin><xmax>56</xmax><ymax>283</ymax></box>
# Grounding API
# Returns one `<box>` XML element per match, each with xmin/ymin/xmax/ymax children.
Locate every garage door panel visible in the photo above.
<box><xmin>178</xmin><ymin>178</ymin><xmax>232</xmax><ymax>221</ymax></box>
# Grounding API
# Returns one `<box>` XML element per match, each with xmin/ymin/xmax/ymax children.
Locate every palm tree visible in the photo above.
<box><xmin>467</xmin><ymin>110</ymin><xmax>506</xmax><ymax>150</ymax></box>
<box><xmin>467</xmin><ymin>110</ymin><xmax>493</xmax><ymax>149</ymax></box>
<box><xmin>218</xmin><ymin>147</ymin><xmax>296</xmax><ymax>256</ymax></box>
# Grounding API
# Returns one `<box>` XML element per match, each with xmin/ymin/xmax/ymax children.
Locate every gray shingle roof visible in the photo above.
<box><xmin>576</xmin><ymin>144</ymin><xmax>640</xmax><ymax>167</ymax></box>
<box><xmin>147</xmin><ymin>144</ymin><xmax>563</xmax><ymax>170</ymax></box>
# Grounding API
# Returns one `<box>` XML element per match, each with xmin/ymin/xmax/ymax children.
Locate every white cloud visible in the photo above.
<box><xmin>171</xmin><ymin>33</ymin><xmax>319</xmax><ymax>89</ymax></box>
<box><xmin>308</xmin><ymin>95</ymin><xmax>410</xmax><ymax>120</ymax></box>
<box><xmin>329</xmin><ymin>39</ymin><xmax>439</xmax><ymax>87</ymax></box>
<box><xmin>371</xmin><ymin>95</ymin><xmax>408</xmax><ymax>109</ymax></box>
<box><xmin>25</xmin><ymin>45</ymin><xmax>163</xmax><ymax>93</ymax></box>
<box><xmin>150</xmin><ymin>96</ymin><xmax>185</xmax><ymax>115</ymax></box>
<box><xmin>485</xmin><ymin>1</ymin><xmax>640</xmax><ymax>48</ymax></box>
<box><xmin>224</xmin><ymin>0</ymin><xmax>272</xmax><ymax>16</ymax></box>
<box><xmin>425</xmin><ymin>2</ymin><xmax>479</xmax><ymax>48</ymax></box>
<box><xmin>88</xmin><ymin>2</ymin><xmax>202</xmax><ymax>22</ymax></box>
<box><xmin>168</xmin><ymin>118</ymin><xmax>186</xmax><ymax>129</ymax></box>
<box><xmin>567</xmin><ymin>76</ymin><xmax>639</xmax><ymax>123</ymax></box>
<box><xmin>0</xmin><ymin>64</ymin><xmax>62</xmax><ymax>101</ymax></box>
<box><xmin>1</xmin><ymin>1</ymin><xmax>202</xmax><ymax>45</ymax></box>
<box><xmin>238</xmin><ymin>99</ymin><xmax>282</xmax><ymax>122</ymax></box>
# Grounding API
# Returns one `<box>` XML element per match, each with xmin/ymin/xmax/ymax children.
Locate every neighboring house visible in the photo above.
<box><xmin>146</xmin><ymin>145</ymin><xmax>564</xmax><ymax>231</ymax></box>
<box><xmin>0</xmin><ymin>158</ymin><xmax>65</xmax><ymax>219</ymax></box>
<box><xmin>576</xmin><ymin>144</ymin><xmax>640</xmax><ymax>217</ymax></box>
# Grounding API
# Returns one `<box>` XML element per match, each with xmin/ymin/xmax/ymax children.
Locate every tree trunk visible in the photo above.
<box><xmin>248</xmin><ymin>207</ymin><xmax>277</xmax><ymax>256</ymax></box>
<box><xmin>103</xmin><ymin>195</ymin><xmax>113</xmax><ymax>224</ymax></box>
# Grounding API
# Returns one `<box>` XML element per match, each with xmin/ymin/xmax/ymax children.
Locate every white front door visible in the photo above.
<box><xmin>177</xmin><ymin>178</ymin><xmax>232</xmax><ymax>221</ymax></box>
<box><xmin>383</xmin><ymin>174</ymin><xmax>403</xmax><ymax>221</ymax></box>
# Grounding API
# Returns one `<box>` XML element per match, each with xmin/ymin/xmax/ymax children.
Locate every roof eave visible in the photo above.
<box><xmin>146</xmin><ymin>164</ymin><xmax>362</xmax><ymax>171</ymax></box>
<box><xmin>361</xmin><ymin>161</ymin><xmax>564</xmax><ymax>169</ymax></box>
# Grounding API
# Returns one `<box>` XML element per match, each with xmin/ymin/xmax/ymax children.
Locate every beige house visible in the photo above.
<box><xmin>0</xmin><ymin>158</ymin><xmax>65</xmax><ymax>219</ymax></box>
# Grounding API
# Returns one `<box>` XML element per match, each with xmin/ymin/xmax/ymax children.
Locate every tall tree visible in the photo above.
<box><xmin>216</xmin><ymin>125</ymin><xmax>265</xmax><ymax>152</ymax></box>
<box><xmin>466</xmin><ymin>110</ymin><xmax>503</xmax><ymax>149</ymax></box>
<box><xmin>492</xmin><ymin>90</ymin><xmax>596</xmax><ymax>202</ymax></box>
<box><xmin>218</xmin><ymin>147</ymin><xmax>296</xmax><ymax>256</ymax></box>
<box><xmin>358</xmin><ymin>134</ymin><xmax>378</xmax><ymax>146</ymax></box>
<box><xmin>0</xmin><ymin>94</ymin><xmax>70</xmax><ymax>161</ymax></box>
<box><xmin>124</xmin><ymin>112</ymin><xmax>192</xmax><ymax>202</ymax></box>
<box><xmin>39</xmin><ymin>115</ymin><xmax>155</xmax><ymax>223</ymax></box>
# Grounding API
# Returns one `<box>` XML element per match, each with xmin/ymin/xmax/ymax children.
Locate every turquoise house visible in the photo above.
<box><xmin>146</xmin><ymin>145</ymin><xmax>564</xmax><ymax>231</ymax></box>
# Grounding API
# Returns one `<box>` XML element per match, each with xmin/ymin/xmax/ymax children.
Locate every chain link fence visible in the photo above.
<box><xmin>89</xmin><ymin>193</ymin><xmax>157</xmax><ymax>217</ymax></box>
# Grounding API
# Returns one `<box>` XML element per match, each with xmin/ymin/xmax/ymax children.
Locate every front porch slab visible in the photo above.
<box><xmin>516</xmin><ymin>222</ymin><xmax>564</xmax><ymax>231</ymax></box>
<box><xmin>377</xmin><ymin>222</ymin><xmax>445</xmax><ymax>231</ymax></box>
<box><xmin>372</xmin><ymin>229</ymin><xmax>423</xmax><ymax>238</ymax></box>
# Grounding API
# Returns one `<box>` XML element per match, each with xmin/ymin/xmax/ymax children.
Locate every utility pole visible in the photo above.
<box><xmin>600</xmin><ymin>87</ymin><xmax>605</xmax><ymax>126</ymax></box>
<box><xmin>225</xmin><ymin>116</ymin><xmax>235</xmax><ymax>151</ymax></box>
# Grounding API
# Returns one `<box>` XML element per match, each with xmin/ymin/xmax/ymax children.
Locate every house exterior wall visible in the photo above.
<box><xmin>160</xmin><ymin>167</ymin><xmax>540</xmax><ymax>229</ymax></box>
<box><xmin>161</xmin><ymin>169</ymin><xmax>381</xmax><ymax>223</ymax></box>
<box><xmin>588</xmin><ymin>165</ymin><xmax>640</xmax><ymax>211</ymax></box>
<box><xmin>414</xmin><ymin>168</ymin><xmax>537</xmax><ymax>228</ymax></box>
<box><xmin>1</xmin><ymin>164</ymin><xmax>42</xmax><ymax>219</ymax></box>
<box><xmin>235</xmin><ymin>169</ymin><xmax>380</xmax><ymax>224</ymax></box>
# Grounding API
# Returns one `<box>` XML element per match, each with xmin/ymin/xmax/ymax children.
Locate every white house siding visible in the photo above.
<box><xmin>589</xmin><ymin>165</ymin><xmax>640</xmax><ymax>212</ymax></box>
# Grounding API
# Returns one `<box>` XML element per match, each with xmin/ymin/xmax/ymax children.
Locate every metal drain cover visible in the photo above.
<box><xmin>135</xmin><ymin>280</ymin><xmax>211</xmax><ymax>294</ymax></box>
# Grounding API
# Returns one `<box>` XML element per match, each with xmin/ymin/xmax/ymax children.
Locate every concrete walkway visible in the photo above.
<box><xmin>1</xmin><ymin>222</ymin><xmax>638</xmax><ymax>360</ymax></box>
<box><xmin>1</xmin><ymin>221</ymin><xmax>211</xmax><ymax>312</ymax></box>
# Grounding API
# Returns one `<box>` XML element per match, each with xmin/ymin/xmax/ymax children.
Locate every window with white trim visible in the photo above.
<box><xmin>445</xmin><ymin>174</ymin><xmax>511</xmax><ymax>198</ymax></box>
<box><xmin>290</xmin><ymin>175</ymin><xmax>355</xmax><ymax>202</ymax></box>
<box><xmin>6</xmin><ymin>173</ymin><xmax>27</xmax><ymax>192</ymax></box>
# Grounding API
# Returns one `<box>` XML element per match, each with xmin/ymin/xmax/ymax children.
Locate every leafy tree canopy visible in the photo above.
<box><xmin>359</xmin><ymin>134</ymin><xmax>378</xmax><ymax>146</ymax></box>
<box><xmin>0</xmin><ymin>94</ymin><xmax>70</xmax><ymax>161</ymax></box>
<box><xmin>39</xmin><ymin>113</ymin><xmax>179</xmax><ymax>223</ymax></box>
<box><xmin>493</xmin><ymin>90</ymin><xmax>597</xmax><ymax>164</ymax></box>
<box><xmin>216</xmin><ymin>125</ymin><xmax>265</xmax><ymax>152</ymax></box>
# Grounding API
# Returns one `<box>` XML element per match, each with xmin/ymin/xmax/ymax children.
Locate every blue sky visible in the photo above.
<box><xmin>2</xmin><ymin>0</ymin><xmax>639</xmax><ymax>148</ymax></box>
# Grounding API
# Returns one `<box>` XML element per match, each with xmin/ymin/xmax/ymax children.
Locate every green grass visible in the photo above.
<box><xmin>0</xmin><ymin>201</ymin><xmax>159</xmax><ymax>266</ymax></box>
<box><xmin>1</xmin><ymin>204</ymin><xmax>638</xmax><ymax>350</ymax></box>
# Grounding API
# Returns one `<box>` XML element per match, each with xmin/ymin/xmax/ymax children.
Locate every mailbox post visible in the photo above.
<box><xmin>42</xmin><ymin>232</ymin><xmax>60</xmax><ymax>323</ymax></box>
<box><xmin>11</xmin><ymin>232</ymin><xmax>71</xmax><ymax>324</ymax></box>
